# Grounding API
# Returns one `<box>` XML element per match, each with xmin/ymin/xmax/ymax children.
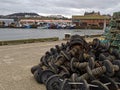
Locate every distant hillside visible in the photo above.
<box><xmin>7</xmin><ymin>13</ymin><xmax>40</xmax><ymax>17</ymax></box>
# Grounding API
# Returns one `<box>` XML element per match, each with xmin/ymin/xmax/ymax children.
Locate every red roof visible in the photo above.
<box><xmin>20</xmin><ymin>19</ymin><xmax>72</xmax><ymax>23</ymax></box>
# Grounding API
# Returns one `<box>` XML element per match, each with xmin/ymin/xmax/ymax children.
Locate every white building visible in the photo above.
<box><xmin>0</xmin><ymin>19</ymin><xmax>14</xmax><ymax>26</ymax></box>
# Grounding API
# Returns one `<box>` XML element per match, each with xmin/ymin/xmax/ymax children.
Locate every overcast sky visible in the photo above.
<box><xmin>0</xmin><ymin>0</ymin><xmax>120</xmax><ymax>17</ymax></box>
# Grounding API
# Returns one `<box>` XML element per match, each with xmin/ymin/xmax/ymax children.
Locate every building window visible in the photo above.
<box><xmin>99</xmin><ymin>22</ymin><xmax>104</xmax><ymax>27</ymax></box>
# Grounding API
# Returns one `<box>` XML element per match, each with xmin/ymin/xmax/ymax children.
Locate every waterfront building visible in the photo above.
<box><xmin>19</xmin><ymin>19</ymin><xmax>72</xmax><ymax>25</ymax></box>
<box><xmin>72</xmin><ymin>11</ymin><xmax>111</xmax><ymax>29</ymax></box>
<box><xmin>0</xmin><ymin>19</ymin><xmax>14</xmax><ymax>27</ymax></box>
<box><xmin>19</xmin><ymin>19</ymin><xmax>72</xmax><ymax>29</ymax></box>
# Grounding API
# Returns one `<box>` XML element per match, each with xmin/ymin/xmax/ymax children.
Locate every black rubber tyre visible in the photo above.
<box><xmin>99</xmin><ymin>75</ymin><xmax>118</xmax><ymax>90</ymax></box>
<box><xmin>60</xmin><ymin>79</ymin><xmax>72</xmax><ymax>90</ymax></box>
<box><xmin>113</xmin><ymin>60</ymin><xmax>120</xmax><ymax>78</ymax></box>
<box><xmin>34</xmin><ymin>68</ymin><xmax>43</xmax><ymax>84</ymax></box>
<box><xmin>31</xmin><ymin>64</ymin><xmax>42</xmax><ymax>74</ymax></box>
<box><xmin>99</xmin><ymin>53</ymin><xmax>106</xmax><ymax>61</ymax></box>
<box><xmin>46</xmin><ymin>75</ymin><xmax>62</xmax><ymax>90</ymax></box>
<box><xmin>103</xmin><ymin>60</ymin><xmax>114</xmax><ymax>77</ymax></box>
<box><xmin>91</xmin><ymin>80</ymin><xmax>109</xmax><ymax>90</ymax></box>
<box><xmin>111</xmin><ymin>49</ymin><xmax>120</xmax><ymax>59</ymax></box>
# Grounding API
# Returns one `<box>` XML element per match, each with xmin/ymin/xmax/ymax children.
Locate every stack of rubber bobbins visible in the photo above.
<box><xmin>31</xmin><ymin>34</ymin><xmax>120</xmax><ymax>90</ymax></box>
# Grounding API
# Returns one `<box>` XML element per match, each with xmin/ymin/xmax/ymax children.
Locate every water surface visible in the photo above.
<box><xmin>0</xmin><ymin>28</ymin><xmax>104</xmax><ymax>41</ymax></box>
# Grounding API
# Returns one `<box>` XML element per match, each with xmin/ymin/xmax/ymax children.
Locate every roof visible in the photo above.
<box><xmin>20</xmin><ymin>19</ymin><xmax>72</xmax><ymax>23</ymax></box>
<box><xmin>72</xmin><ymin>15</ymin><xmax>110</xmax><ymax>20</ymax></box>
<box><xmin>0</xmin><ymin>19</ymin><xmax>14</xmax><ymax>21</ymax></box>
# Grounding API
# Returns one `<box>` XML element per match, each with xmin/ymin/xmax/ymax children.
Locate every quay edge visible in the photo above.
<box><xmin>0</xmin><ymin>37</ymin><xmax>59</xmax><ymax>46</ymax></box>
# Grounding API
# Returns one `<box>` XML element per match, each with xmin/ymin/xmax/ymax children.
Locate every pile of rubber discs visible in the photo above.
<box><xmin>31</xmin><ymin>35</ymin><xmax>120</xmax><ymax>90</ymax></box>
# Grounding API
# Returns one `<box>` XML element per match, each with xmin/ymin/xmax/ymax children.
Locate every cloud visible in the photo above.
<box><xmin>0</xmin><ymin>0</ymin><xmax>120</xmax><ymax>17</ymax></box>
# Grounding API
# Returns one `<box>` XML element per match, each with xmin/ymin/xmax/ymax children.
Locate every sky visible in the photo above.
<box><xmin>0</xmin><ymin>0</ymin><xmax>120</xmax><ymax>18</ymax></box>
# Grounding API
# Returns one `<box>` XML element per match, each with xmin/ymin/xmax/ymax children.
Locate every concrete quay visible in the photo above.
<box><xmin>0</xmin><ymin>39</ymin><xmax>119</xmax><ymax>90</ymax></box>
<box><xmin>0</xmin><ymin>41</ymin><xmax>65</xmax><ymax>90</ymax></box>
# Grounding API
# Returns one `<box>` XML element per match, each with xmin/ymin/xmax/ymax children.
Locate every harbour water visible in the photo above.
<box><xmin>0</xmin><ymin>28</ymin><xmax>104</xmax><ymax>41</ymax></box>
